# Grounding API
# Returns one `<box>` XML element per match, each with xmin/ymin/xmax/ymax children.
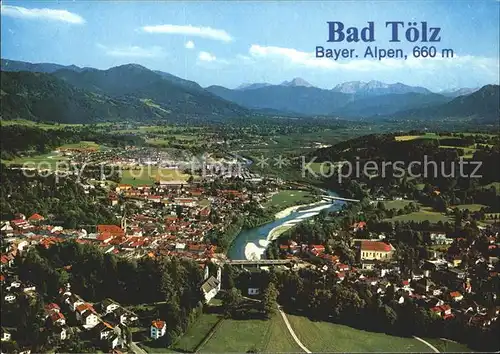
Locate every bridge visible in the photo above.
<box><xmin>322</xmin><ymin>195</ymin><xmax>360</xmax><ymax>203</ymax></box>
<box><xmin>225</xmin><ymin>259</ymin><xmax>293</xmax><ymax>266</ymax></box>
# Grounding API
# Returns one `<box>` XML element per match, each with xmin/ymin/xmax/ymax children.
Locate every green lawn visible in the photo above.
<box><xmin>424</xmin><ymin>338</ymin><xmax>472</xmax><ymax>352</ymax></box>
<box><xmin>415</xmin><ymin>183</ymin><xmax>425</xmax><ymax>191</ymax></box>
<box><xmin>58</xmin><ymin>140</ymin><xmax>100</xmax><ymax>150</ymax></box>
<box><xmin>121</xmin><ymin>167</ymin><xmax>191</xmax><ymax>186</ymax></box>
<box><xmin>262</xmin><ymin>314</ymin><xmax>302</xmax><ymax>353</ymax></box>
<box><xmin>0</xmin><ymin>119</ymin><xmax>87</xmax><ymax>130</ymax></box>
<box><xmin>140</xmin><ymin>343</ymin><xmax>176</xmax><ymax>353</ymax></box>
<box><xmin>286</xmin><ymin>314</ymin><xmax>433</xmax><ymax>352</ymax></box>
<box><xmin>382</xmin><ymin>200</ymin><xmax>418</xmax><ymax>210</ymax></box>
<box><xmin>439</xmin><ymin>145</ymin><xmax>476</xmax><ymax>158</ymax></box>
<box><xmin>199</xmin><ymin>314</ymin><xmax>299</xmax><ymax>353</ymax></box>
<box><xmin>265</xmin><ymin>190</ymin><xmax>317</xmax><ymax>209</ymax></box>
<box><xmin>170</xmin><ymin>313</ymin><xmax>221</xmax><ymax>352</ymax></box>
<box><xmin>482</xmin><ymin>182</ymin><xmax>500</xmax><ymax>195</ymax></box>
<box><xmin>395</xmin><ymin>133</ymin><xmax>441</xmax><ymax>141</ymax></box>
<box><xmin>384</xmin><ymin>207</ymin><xmax>451</xmax><ymax>223</ymax></box>
<box><xmin>4</xmin><ymin>152</ymin><xmax>69</xmax><ymax>169</ymax></box>
<box><xmin>452</xmin><ymin>204</ymin><xmax>487</xmax><ymax>212</ymax></box>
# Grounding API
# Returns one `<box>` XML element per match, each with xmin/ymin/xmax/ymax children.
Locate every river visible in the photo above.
<box><xmin>227</xmin><ymin>190</ymin><xmax>345</xmax><ymax>260</ymax></box>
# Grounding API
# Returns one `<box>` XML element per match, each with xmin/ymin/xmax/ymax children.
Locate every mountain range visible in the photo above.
<box><xmin>332</xmin><ymin>80</ymin><xmax>431</xmax><ymax>95</ymax></box>
<box><xmin>1</xmin><ymin>59</ymin><xmax>250</xmax><ymax>123</ymax></box>
<box><xmin>0</xmin><ymin>58</ymin><xmax>497</xmax><ymax>124</ymax></box>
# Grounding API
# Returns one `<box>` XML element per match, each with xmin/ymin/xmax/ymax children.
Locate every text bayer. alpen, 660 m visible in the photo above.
<box><xmin>412</xmin><ymin>46</ymin><xmax>454</xmax><ymax>58</ymax></box>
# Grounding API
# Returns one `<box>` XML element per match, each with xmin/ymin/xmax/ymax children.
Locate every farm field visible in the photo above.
<box><xmin>58</xmin><ymin>141</ymin><xmax>101</xmax><ymax>150</ymax></box>
<box><xmin>0</xmin><ymin>118</ymin><xmax>86</xmax><ymax>130</ymax></box>
<box><xmin>286</xmin><ymin>314</ymin><xmax>434</xmax><ymax>352</ymax></box>
<box><xmin>121</xmin><ymin>167</ymin><xmax>191</xmax><ymax>186</ymax></box>
<box><xmin>264</xmin><ymin>190</ymin><xmax>317</xmax><ymax>210</ymax></box>
<box><xmin>394</xmin><ymin>133</ymin><xmax>443</xmax><ymax>141</ymax></box>
<box><xmin>439</xmin><ymin>145</ymin><xmax>476</xmax><ymax>158</ymax></box>
<box><xmin>384</xmin><ymin>207</ymin><xmax>451</xmax><ymax>223</ymax></box>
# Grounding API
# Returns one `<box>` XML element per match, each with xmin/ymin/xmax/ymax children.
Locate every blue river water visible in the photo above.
<box><xmin>227</xmin><ymin>190</ymin><xmax>345</xmax><ymax>260</ymax></box>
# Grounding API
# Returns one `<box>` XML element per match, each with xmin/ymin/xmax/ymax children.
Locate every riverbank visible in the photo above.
<box><xmin>244</xmin><ymin>201</ymin><xmax>334</xmax><ymax>260</ymax></box>
<box><xmin>229</xmin><ymin>190</ymin><xmax>343</xmax><ymax>261</ymax></box>
<box><xmin>273</xmin><ymin>199</ymin><xmax>329</xmax><ymax>219</ymax></box>
<box><xmin>268</xmin><ymin>203</ymin><xmax>332</xmax><ymax>242</ymax></box>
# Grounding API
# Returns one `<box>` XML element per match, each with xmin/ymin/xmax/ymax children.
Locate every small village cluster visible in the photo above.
<box><xmin>277</xmin><ymin>223</ymin><xmax>500</xmax><ymax>329</ymax></box>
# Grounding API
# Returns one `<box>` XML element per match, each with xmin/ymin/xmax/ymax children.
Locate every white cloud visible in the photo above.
<box><xmin>185</xmin><ymin>40</ymin><xmax>195</xmax><ymax>49</ymax></box>
<box><xmin>97</xmin><ymin>44</ymin><xmax>166</xmax><ymax>58</ymax></box>
<box><xmin>141</xmin><ymin>24</ymin><xmax>233</xmax><ymax>42</ymax></box>
<box><xmin>247</xmin><ymin>44</ymin><xmax>499</xmax><ymax>76</ymax></box>
<box><xmin>198</xmin><ymin>51</ymin><xmax>217</xmax><ymax>62</ymax></box>
<box><xmin>1</xmin><ymin>5</ymin><xmax>85</xmax><ymax>24</ymax></box>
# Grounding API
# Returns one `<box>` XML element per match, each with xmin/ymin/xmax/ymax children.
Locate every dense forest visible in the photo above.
<box><xmin>2</xmin><ymin>242</ymin><xmax>205</xmax><ymax>350</ymax></box>
<box><xmin>0</xmin><ymin>166</ymin><xmax>117</xmax><ymax>228</ymax></box>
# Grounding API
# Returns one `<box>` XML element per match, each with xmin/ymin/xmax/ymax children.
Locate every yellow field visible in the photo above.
<box><xmin>395</xmin><ymin>135</ymin><xmax>421</xmax><ymax>141</ymax></box>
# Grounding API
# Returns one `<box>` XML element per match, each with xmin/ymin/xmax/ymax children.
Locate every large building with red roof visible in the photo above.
<box><xmin>356</xmin><ymin>240</ymin><xmax>395</xmax><ymax>269</ymax></box>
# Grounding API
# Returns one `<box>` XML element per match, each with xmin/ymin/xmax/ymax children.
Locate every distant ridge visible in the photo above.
<box><xmin>332</xmin><ymin>80</ymin><xmax>431</xmax><ymax>95</ymax></box>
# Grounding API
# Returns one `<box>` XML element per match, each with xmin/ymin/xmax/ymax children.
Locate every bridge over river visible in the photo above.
<box><xmin>224</xmin><ymin>259</ymin><xmax>293</xmax><ymax>266</ymax></box>
<box><xmin>322</xmin><ymin>195</ymin><xmax>360</xmax><ymax>203</ymax></box>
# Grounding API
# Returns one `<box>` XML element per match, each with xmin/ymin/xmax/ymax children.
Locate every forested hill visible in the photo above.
<box><xmin>0</xmin><ymin>65</ymin><xmax>251</xmax><ymax>124</ymax></box>
<box><xmin>392</xmin><ymin>85</ymin><xmax>500</xmax><ymax>121</ymax></box>
<box><xmin>311</xmin><ymin>133</ymin><xmax>500</xmax><ymax>185</ymax></box>
<box><xmin>1</xmin><ymin>71</ymin><xmax>170</xmax><ymax>123</ymax></box>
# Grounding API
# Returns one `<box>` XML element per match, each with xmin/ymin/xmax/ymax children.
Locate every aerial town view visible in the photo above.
<box><xmin>0</xmin><ymin>1</ymin><xmax>499</xmax><ymax>353</ymax></box>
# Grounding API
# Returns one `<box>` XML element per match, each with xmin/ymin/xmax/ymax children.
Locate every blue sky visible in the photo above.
<box><xmin>1</xmin><ymin>1</ymin><xmax>499</xmax><ymax>91</ymax></box>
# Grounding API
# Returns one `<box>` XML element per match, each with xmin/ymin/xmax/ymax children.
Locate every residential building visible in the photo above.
<box><xmin>356</xmin><ymin>240</ymin><xmax>395</xmax><ymax>269</ymax></box>
<box><xmin>150</xmin><ymin>320</ymin><xmax>166</xmax><ymax>339</ymax></box>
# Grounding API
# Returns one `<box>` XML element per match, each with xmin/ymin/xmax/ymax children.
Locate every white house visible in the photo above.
<box><xmin>150</xmin><ymin>320</ymin><xmax>166</xmax><ymax>339</ymax></box>
<box><xmin>113</xmin><ymin>307</ymin><xmax>138</xmax><ymax>325</ymax></box>
<box><xmin>248</xmin><ymin>288</ymin><xmax>260</xmax><ymax>296</ymax></box>
<box><xmin>75</xmin><ymin>304</ymin><xmax>99</xmax><ymax>329</ymax></box>
<box><xmin>82</xmin><ymin>311</ymin><xmax>99</xmax><ymax>329</ymax></box>
<box><xmin>53</xmin><ymin>327</ymin><xmax>68</xmax><ymax>341</ymax></box>
<box><xmin>4</xmin><ymin>294</ymin><xmax>16</xmax><ymax>304</ymax></box>
<box><xmin>201</xmin><ymin>267</ymin><xmax>221</xmax><ymax>303</ymax></box>
<box><xmin>1</xmin><ymin>328</ymin><xmax>11</xmax><ymax>341</ymax></box>
<box><xmin>65</xmin><ymin>294</ymin><xmax>84</xmax><ymax>312</ymax></box>
<box><xmin>95</xmin><ymin>322</ymin><xmax>115</xmax><ymax>340</ymax></box>
<box><xmin>100</xmin><ymin>298</ymin><xmax>120</xmax><ymax>315</ymax></box>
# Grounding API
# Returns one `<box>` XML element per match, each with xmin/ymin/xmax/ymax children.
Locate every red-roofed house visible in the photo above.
<box><xmin>309</xmin><ymin>245</ymin><xmax>325</xmax><ymax>256</ymax></box>
<box><xmin>150</xmin><ymin>320</ymin><xmax>166</xmax><ymax>339</ymax></box>
<box><xmin>10</xmin><ymin>219</ymin><xmax>30</xmax><ymax>230</ymax></box>
<box><xmin>50</xmin><ymin>311</ymin><xmax>66</xmax><ymax>326</ymax></box>
<box><xmin>352</xmin><ymin>221</ymin><xmax>367</xmax><ymax>231</ymax></box>
<box><xmin>44</xmin><ymin>303</ymin><xmax>61</xmax><ymax>316</ymax></box>
<box><xmin>431</xmin><ymin>304</ymin><xmax>453</xmax><ymax>319</ymax></box>
<box><xmin>97</xmin><ymin>225</ymin><xmax>125</xmax><ymax>237</ymax></box>
<box><xmin>449</xmin><ymin>291</ymin><xmax>463</xmax><ymax>302</ymax></box>
<box><xmin>28</xmin><ymin>213</ymin><xmax>45</xmax><ymax>223</ymax></box>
